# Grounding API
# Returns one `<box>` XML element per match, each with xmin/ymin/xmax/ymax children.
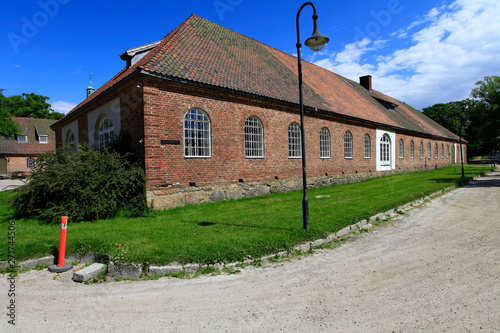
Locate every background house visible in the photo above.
<box><xmin>0</xmin><ymin>117</ymin><xmax>56</xmax><ymax>177</ymax></box>
<box><xmin>51</xmin><ymin>14</ymin><xmax>466</xmax><ymax>209</ymax></box>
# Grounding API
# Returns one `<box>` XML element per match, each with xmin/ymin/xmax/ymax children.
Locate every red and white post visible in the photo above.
<box><xmin>48</xmin><ymin>216</ymin><xmax>73</xmax><ymax>273</ymax></box>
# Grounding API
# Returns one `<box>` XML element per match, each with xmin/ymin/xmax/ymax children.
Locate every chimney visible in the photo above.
<box><xmin>359</xmin><ymin>75</ymin><xmax>372</xmax><ymax>91</ymax></box>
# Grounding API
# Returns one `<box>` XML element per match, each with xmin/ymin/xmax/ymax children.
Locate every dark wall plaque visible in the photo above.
<box><xmin>161</xmin><ymin>140</ymin><xmax>181</xmax><ymax>145</ymax></box>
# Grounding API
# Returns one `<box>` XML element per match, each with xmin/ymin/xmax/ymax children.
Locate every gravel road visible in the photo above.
<box><xmin>2</xmin><ymin>171</ymin><xmax>499</xmax><ymax>332</ymax></box>
<box><xmin>0</xmin><ymin>179</ymin><xmax>25</xmax><ymax>192</ymax></box>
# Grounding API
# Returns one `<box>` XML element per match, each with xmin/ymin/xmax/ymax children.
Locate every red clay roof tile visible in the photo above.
<box><xmin>55</xmin><ymin>14</ymin><xmax>458</xmax><ymax>141</ymax></box>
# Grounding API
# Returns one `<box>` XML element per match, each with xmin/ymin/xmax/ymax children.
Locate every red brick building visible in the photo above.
<box><xmin>51</xmin><ymin>15</ymin><xmax>466</xmax><ymax>209</ymax></box>
<box><xmin>1</xmin><ymin>117</ymin><xmax>56</xmax><ymax>177</ymax></box>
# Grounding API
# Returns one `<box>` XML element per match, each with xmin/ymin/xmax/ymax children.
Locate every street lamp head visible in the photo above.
<box><xmin>464</xmin><ymin>119</ymin><xmax>471</xmax><ymax>128</ymax></box>
<box><xmin>305</xmin><ymin>15</ymin><xmax>329</xmax><ymax>51</ymax></box>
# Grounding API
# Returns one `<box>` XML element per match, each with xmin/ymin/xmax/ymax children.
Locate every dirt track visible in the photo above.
<box><xmin>2</xmin><ymin>171</ymin><xmax>499</xmax><ymax>332</ymax></box>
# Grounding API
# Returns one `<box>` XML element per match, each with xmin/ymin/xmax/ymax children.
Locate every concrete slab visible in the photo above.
<box><xmin>72</xmin><ymin>263</ymin><xmax>106</xmax><ymax>282</ymax></box>
<box><xmin>148</xmin><ymin>265</ymin><xmax>183</xmax><ymax>275</ymax></box>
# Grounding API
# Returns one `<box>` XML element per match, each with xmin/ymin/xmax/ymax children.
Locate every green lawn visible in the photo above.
<box><xmin>0</xmin><ymin>165</ymin><xmax>494</xmax><ymax>265</ymax></box>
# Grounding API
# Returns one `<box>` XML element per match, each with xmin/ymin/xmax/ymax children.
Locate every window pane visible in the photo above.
<box><xmin>245</xmin><ymin>116</ymin><xmax>264</xmax><ymax>158</ymax></box>
<box><xmin>98</xmin><ymin>117</ymin><xmax>114</xmax><ymax>151</ymax></box>
<box><xmin>344</xmin><ymin>131</ymin><xmax>353</xmax><ymax>158</ymax></box>
<box><xmin>288</xmin><ymin>123</ymin><xmax>302</xmax><ymax>158</ymax></box>
<box><xmin>320</xmin><ymin>127</ymin><xmax>331</xmax><ymax>158</ymax></box>
<box><xmin>364</xmin><ymin>134</ymin><xmax>371</xmax><ymax>158</ymax></box>
<box><xmin>184</xmin><ymin>109</ymin><xmax>211</xmax><ymax>157</ymax></box>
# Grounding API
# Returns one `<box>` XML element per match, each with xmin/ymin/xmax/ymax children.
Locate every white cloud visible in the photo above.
<box><xmin>314</xmin><ymin>0</ymin><xmax>500</xmax><ymax>110</ymax></box>
<box><xmin>51</xmin><ymin>100</ymin><xmax>77</xmax><ymax>114</ymax></box>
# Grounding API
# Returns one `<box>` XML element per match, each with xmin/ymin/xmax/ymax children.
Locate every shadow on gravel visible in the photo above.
<box><xmin>465</xmin><ymin>173</ymin><xmax>500</xmax><ymax>188</ymax></box>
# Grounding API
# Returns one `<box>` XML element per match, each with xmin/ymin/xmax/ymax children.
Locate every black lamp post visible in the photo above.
<box><xmin>296</xmin><ymin>2</ymin><xmax>329</xmax><ymax>230</ymax></box>
<box><xmin>458</xmin><ymin>111</ymin><xmax>471</xmax><ymax>178</ymax></box>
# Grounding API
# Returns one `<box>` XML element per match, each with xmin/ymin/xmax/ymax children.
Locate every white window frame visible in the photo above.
<box><xmin>380</xmin><ymin>134</ymin><xmax>391</xmax><ymax>166</ymax></box>
<box><xmin>17</xmin><ymin>134</ymin><xmax>28</xmax><ymax>143</ymax></box>
<box><xmin>98</xmin><ymin>117</ymin><xmax>115</xmax><ymax>151</ymax></box>
<box><xmin>184</xmin><ymin>108</ymin><xmax>211</xmax><ymax>158</ymax></box>
<box><xmin>244</xmin><ymin>116</ymin><xmax>264</xmax><ymax>158</ymax></box>
<box><xmin>38</xmin><ymin>135</ymin><xmax>48</xmax><ymax>144</ymax></box>
<box><xmin>320</xmin><ymin>127</ymin><xmax>331</xmax><ymax>159</ymax></box>
<box><xmin>364</xmin><ymin>134</ymin><xmax>371</xmax><ymax>159</ymax></box>
<box><xmin>435</xmin><ymin>143</ymin><xmax>438</xmax><ymax>159</ymax></box>
<box><xmin>376</xmin><ymin>130</ymin><xmax>395</xmax><ymax>171</ymax></box>
<box><xmin>68</xmin><ymin>133</ymin><xmax>75</xmax><ymax>145</ymax></box>
<box><xmin>399</xmin><ymin>139</ymin><xmax>404</xmax><ymax>159</ymax></box>
<box><xmin>428</xmin><ymin>143</ymin><xmax>431</xmax><ymax>159</ymax></box>
<box><xmin>27</xmin><ymin>157</ymin><xmax>35</xmax><ymax>169</ymax></box>
<box><xmin>410</xmin><ymin>141</ymin><xmax>415</xmax><ymax>159</ymax></box>
<box><xmin>420</xmin><ymin>142</ymin><xmax>424</xmax><ymax>159</ymax></box>
<box><xmin>288</xmin><ymin>122</ymin><xmax>302</xmax><ymax>158</ymax></box>
<box><xmin>344</xmin><ymin>131</ymin><xmax>353</xmax><ymax>159</ymax></box>
<box><xmin>441</xmin><ymin>144</ymin><xmax>444</xmax><ymax>159</ymax></box>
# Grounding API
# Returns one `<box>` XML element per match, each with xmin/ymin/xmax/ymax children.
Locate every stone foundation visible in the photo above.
<box><xmin>147</xmin><ymin>168</ymin><xmax>421</xmax><ymax>210</ymax></box>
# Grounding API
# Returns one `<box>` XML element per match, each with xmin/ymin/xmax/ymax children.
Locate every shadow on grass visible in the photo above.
<box><xmin>429</xmin><ymin>177</ymin><xmax>466</xmax><ymax>184</ymax></box>
<box><xmin>182</xmin><ymin>220</ymin><xmax>295</xmax><ymax>231</ymax></box>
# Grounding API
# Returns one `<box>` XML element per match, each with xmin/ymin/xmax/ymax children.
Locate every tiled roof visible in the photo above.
<box><xmin>0</xmin><ymin>117</ymin><xmax>56</xmax><ymax>155</ymax></box>
<box><xmin>57</xmin><ymin>14</ymin><xmax>458</xmax><ymax>141</ymax></box>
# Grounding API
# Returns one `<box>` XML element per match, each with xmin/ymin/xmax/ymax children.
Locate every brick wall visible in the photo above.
<box><xmin>395</xmin><ymin>133</ymin><xmax>455</xmax><ymax>171</ymax></box>
<box><xmin>53</xmin><ymin>75</ymin><xmax>466</xmax><ymax>209</ymax></box>
<box><xmin>139</xmin><ymin>78</ymin><xmax>460</xmax><ymax>194</ymax></box>
<box><xmin>4</xmin><ymin>156</ymin><xmax>34</xmax><ymax>173</ymax></box>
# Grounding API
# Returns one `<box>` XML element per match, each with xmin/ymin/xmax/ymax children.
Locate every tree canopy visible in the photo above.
<box><xmin>423</xmin><ymin>76</ymin><xmax>500</xmax><ymax>156</ymax></box>
<box><xmin>0</xmin><ymin>90</ymin><xmax>64</xmax><ymax>137</ymax></box>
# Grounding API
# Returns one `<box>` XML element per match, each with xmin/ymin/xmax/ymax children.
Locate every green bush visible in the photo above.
<box><xmin>11</xmin><ymin>145</ymin><xmax>148</xmax><ymax>223</ymax></box>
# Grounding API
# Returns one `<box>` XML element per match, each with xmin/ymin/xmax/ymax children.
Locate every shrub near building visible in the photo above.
<box><xmin>11</xmin><ymin>145</ymin><xmax>148</xmax><ymax>223</ymax></box>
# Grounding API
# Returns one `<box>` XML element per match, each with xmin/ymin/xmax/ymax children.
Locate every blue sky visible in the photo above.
<box><xmin>1</xmin><ymin>0</ymin><xmax>499</xmax><ymax>114</ymax></box>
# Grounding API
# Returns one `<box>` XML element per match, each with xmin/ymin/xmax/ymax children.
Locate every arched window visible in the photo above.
<box><xmin>364</xmin><ymin>134</ymin><xmax>371</xmax><ymax>158</ymax></box>
<box><xmin>410</xmin><ymin>140</ymin><xmax>415</xmax><ymax>159</ymax></box>
<box><xmin>420</xmin><ymin>142</ymin><xmax>424</xmax><ymax>159</ymax></box>
<box><xmin>399</xmin><ymin>139</ymin><xmax>404</xmax><ymax>159</ymax></box>
<box><xmin>27</xmin><ymin>157</ymin><xmax>35</xmax><ymax>169</ymax></box>
<box><xmin>67</xmin><ymin>132</ymin><xmax>75</xmax><ymax>145</ymax></box>
<box><xmin>288</xmin><ymin>123</ymin><xmax>302</xmax><ymax>158</ymax></box>
<box><xmin>184</xmin><ymin>109</ymin><xmax>211</xmax><ymax>157</ymax></box>
<box><xmin>65</xmin><ymin>130</ymin><xmax>76</xmax><ymax>152</ymax></box>
<box><xmin>244</xmin><ymin>116</ymin><xmax>264</xmax><ymax>158</ymax></box>
<box><xmin>344</xmin><ymin>131</ymin><xmax>353</xmax><ymax>159</ymax></box>
<box><xmin>380</xmin><ymin>134</ymin><xmax>391</xmax><ymax>166</ymax></box>
<box><xmin>98</xmin><ymin>117</ymin><xmax>114</xmax><ymax>151</ymax></box>
<box><xmin>320</xmin><ymin>127</ymin><xmax>331</xmax><ymax>158</ymax></box>
<box><xmin>428</xmin><ymin>143</ymin><xmax>431</xmax><ymax>159</ymax></box>
<box><xmin>435</xmin><ymin>143</ymin><xmax>438</xmax><ymax>159</ymax></box>
<box><xmin>441</xmin><ymin>144</ymin><xmax>444</xmax><ymax>158</ymax></box>
<box><xmin>447</xmin><ymin>145</ymin><xmax>450</xmax><ymax>158</ymax></box>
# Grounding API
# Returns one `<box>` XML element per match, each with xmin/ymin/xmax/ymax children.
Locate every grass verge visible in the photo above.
<box><xmin>0</xmin><ymin>165</ymin><xmax>494</xmax><ymax>266</ymax></box>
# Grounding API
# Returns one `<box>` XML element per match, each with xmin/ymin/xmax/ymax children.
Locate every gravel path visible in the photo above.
<box><xmin>0</xmin><ymin>179</ymin><xmax>25</xmax><ymax>192</ymax></box>
<box><xmin>2</xmin><ymin>171</ymin><xmax>499</xmax><ymax>332</ymax></box>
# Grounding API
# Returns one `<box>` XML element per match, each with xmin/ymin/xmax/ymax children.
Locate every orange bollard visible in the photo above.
<box><xmin>57</xmin><ymin>216</ymin><xmax>68</xmax><ymax>267</ymax></box>
<box><xmin>48</xmin><ymin>216</ymin><xmax>73</xmax><ymax>273</ymax></box>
